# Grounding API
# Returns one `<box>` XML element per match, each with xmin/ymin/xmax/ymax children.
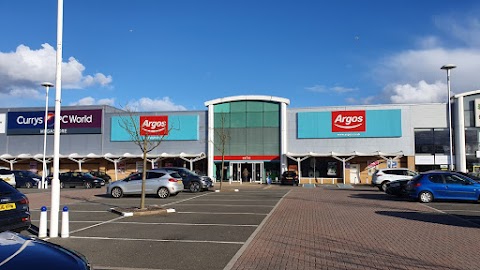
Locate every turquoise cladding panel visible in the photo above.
<box><xmin>297</xmin><ymin>109</ymin><xmax>402</xmax><ymax>138</ymax></box>
<box><xmin>110</xmin><ymin>115</ymin><xmax>199</xmax><ymax>141</ymax></box>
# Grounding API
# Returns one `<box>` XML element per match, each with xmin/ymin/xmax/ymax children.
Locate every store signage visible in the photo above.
<box><xmin>140</xmin><ymin>115</ymin><xmax>168</xmax><ymax>136</ymax></box>
<box><xmin>7</xmin><ymin>109</ymin><xmax>102</xmax><ymax>135</ymax></box>
<box><xmin>297</xmin><ymin>109</ymin><xmax>401</xmax><ymax>138</ymax></box>
<box><xmin>331</xmin><ymin>110</ymin><xmax>366</xmax><ymax>132</ymax></box>
<box><xmin>475</xmin><ymin>99</ymin><xmax>480</xmax><ymax>127</ymax></box>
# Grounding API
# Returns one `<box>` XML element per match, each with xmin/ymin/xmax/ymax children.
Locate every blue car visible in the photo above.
<box><xmin>406</xmin><ymin>171</ymin><xmax>480</xmax><ymax>203</ymax></box>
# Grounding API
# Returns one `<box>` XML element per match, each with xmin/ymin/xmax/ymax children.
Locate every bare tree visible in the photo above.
<box><xmin>213</xmin><ymin>112</ymin><xmax>230</xmax><ymax>190</ymax></box>
<box><xmin>117</xmin><ymin>110</ymin><xmax>172</xmax><ymax>209</ymax></box>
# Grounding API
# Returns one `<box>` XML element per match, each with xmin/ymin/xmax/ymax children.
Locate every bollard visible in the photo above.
<box><xmin>61</xmin><ymin>206</ymin><xmax>69</xmax><ymax>238</ymax></box>
<box><xmin>38</xmin><ymin>206</ymin><xmax>48</xmax><ymax>238</ymax></box>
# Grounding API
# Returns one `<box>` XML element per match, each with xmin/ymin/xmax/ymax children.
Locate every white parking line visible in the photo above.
<box><xmin>31</xmin><ymin>220</ymin><xmax>258</xmax><ymax>227</ymax></box>
<box><xmin>177</xmin><ymin>211</ymin><xmax>267</xmax><ymax>215</ymax></box>
<box><xmin>160</xmin><ymin>193</ymin><xmax>211</xmax><ymax>207</ymax></box>
<box><xmin>70</xmin><ymin>216</ymin><xmax>126</xmax><ymax>234</ymax></box>
<box><xmin>175</xmin><ymin>204</ymin><xmax>273</xmax><ymax>207</ymax></box>
<box><xmin>68</xmin><ymin>235</ymin><xmax>245</xmax><ymax>245</ymax></box>
<box><xmin>441</xmin><ymin>209</ymin><xmax>480</xmax><ymax>213</ymax></box>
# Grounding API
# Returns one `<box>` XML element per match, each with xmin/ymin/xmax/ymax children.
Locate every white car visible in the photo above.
<box><xmin>372</xmin><ymin>168</ymin><xmax>417</xmax><ymax>191</ymax></box>
<box><xmin>0</xmin><ymin>167</ymin><xmax>16</xmax><ymax>187</ymax></box>
<box><xmin>107</xmin><ymin>170</ymin><xmax>184</xmax><ymax>199</ymax></box>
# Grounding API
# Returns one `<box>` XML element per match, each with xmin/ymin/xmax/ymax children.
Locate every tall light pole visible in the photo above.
<box><xmin>441</xmin><ymin>64</ymin><xmax>457</xmax><ymax>171</ymax></box>
<box><xmin>40</xmin><ymin>82</ymin><xmax>54</xmax><ymax>189</ymax></box>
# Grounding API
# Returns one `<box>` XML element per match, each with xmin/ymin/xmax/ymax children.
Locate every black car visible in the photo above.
<box><xmin>89</xmin><ymin>171</ymin><xmax>112</xmax><ymax>182</ymax></box>
<box><xmin>385</xmin><ymin>179</ymin><xmax>410</xmax><ymax>197</ymax></box>
<box><xmin>58</xmin><ymin>172</ymin><xmax>105</xmax><ymax>189</ymax></box>
<box><xmin>13</xmin><ymin>170</ymin><xmax>41</xmax><ymax>189</ymax></box>
<box><xmin>155</xmin><ymin>167</ymin><xmax>213</xmax><ymax>193</ymax></box>
<box><xmin>0</xmin><ymin>180</ymin><xmax>30</xmax><ymax>232</ymax></box>
<box><xmin>0</xmin><ymin>231</ymin><xmax>91</xmax><ymax>269</ymax></box>
<box><xmin>280</xmin><ymin>171</ymin><xmax>299</xmax><ymax>186</ymax></box>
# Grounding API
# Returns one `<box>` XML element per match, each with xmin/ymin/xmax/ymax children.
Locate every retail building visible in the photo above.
<box><xmin>1</xmin><ymin>93</ymin><xmax>479</xmax><ymax>184</ymax></box>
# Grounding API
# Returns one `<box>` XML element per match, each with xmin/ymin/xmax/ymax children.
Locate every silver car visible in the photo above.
<box><xmin>107</xmin><ymin>170</ymin><xmax>184</xmax><ymax>199</ymax></box>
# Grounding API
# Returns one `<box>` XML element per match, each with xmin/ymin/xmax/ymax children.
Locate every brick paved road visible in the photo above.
<box><xmin>226</xmin><ymin>187</ymin><xmax>480</xmax><ymax>270</ymax></box>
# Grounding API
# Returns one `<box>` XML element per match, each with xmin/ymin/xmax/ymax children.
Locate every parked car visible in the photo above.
<box><xmin>406</xmin><ymin>171</ymin><xmax>480</xmax><ymax>203</ymax></box>
<box><xmin>0</xmin><ymin>180</ymin><xmax>30</xmax><ymax>232</ymax></box>
<box><xmin>13</xmin><ymin>170</ymin><xmax>41</xmax><ymax>189</ymax></box>
<box><xmin>0</xmin><ymin>167</ymin><xmax>16</xmax><ymax>187</ymax></box>
<box><xmin>58</xmin><ymin>172</ymin><xmax>105</xmax><ymax>189</ymax></box>
<box><xmin>372</xmin><ymin>168</ymin><xmax>417</xmax><ymax>191</ymax></box>
<box><xmin>89</xmin><ymin>171</ymin><xmax>112</xmax><ymax>182</ymax></box>
<box><xmin>156</xmin><ymin>167</ymin><xmax>213</xmax><ymax>193</ymax></box>
<box><xmin>0</xmin><ymin>231</ymin><xmax>91</xmax><ymax>269</ymax></box>
<box><xmin>280</xmin><ymin>171</ymin><xmax>299</xmax><ymax>186</ymax></box>
<box><xmin>107</xmin><ymin>170</ymin><xmax>184</xmax><ymax>199</ymax></box>
<box><xmin>384</xmin><ymin>179</ymin><xmax>410</xmax><ymax>197</ymax></box>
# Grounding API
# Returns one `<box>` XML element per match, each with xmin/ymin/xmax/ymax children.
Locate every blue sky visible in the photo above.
<box><xmin>1</xmin><ymin>0</ymin><xmax>479</xmax><ymax>111</ymax></box>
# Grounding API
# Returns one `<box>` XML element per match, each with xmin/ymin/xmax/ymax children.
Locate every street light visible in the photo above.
<box><xmin>441</xmin><ymin>64</ymin><xmax>457</xmax><ymax>171</ymax></box>
<box><xmin>41</xmin><ymin>82</ymin><xmax>54</xmax><ymax>189</ymax></box>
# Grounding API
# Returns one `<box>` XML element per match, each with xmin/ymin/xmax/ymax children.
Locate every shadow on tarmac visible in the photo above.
<box><xmin>376</xmin><ymin>210</ymin><xmax>480</xmax><ymax>229</ymax></box>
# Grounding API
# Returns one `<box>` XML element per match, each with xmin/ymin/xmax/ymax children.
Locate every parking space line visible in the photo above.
<box><xmin>175</xmin><ymin>204</ymin><xmax>273</xmax><ymax>207</ymax></box>
<box><xmin>70</xmin><ymin>216</ymin><xmax>126</xmax><ymax>234</ymax></box>
<box><xmin>31</xmin><ymin>220</ymin><xmax>259</xmax><ymax>227</ymax></box>
<box><xmin>177</xmin><ymin>211</ymin><xmax>267</xmax><ymax>215</ymax></box>
<box><xmin>160</xmin><ymin>193</ymin><xmax>211</xmax><ymax>207</ymax></box>
<box><xmin>30</xmin><ymin>210</ymin><xmax>110</xmax><ymax>213</ymax></box>
<box><xmin>419</xmin><ymin>203</ymin><xmax>480</xmax><ymax>227</ymax></box>
<box><xmin>69</xmin><ymin>235</ymin><xmax>245</xmax><ymax>245</ymax></box>
<box><xmin>442</xmin><ymin>209</ymin><xmax>480</xmax><ymax>213</ymax></box>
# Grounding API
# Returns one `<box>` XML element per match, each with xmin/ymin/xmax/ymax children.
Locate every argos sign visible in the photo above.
<box><xmin>297</xmin><ymin>109</ymin><xmax>401</xmax><ymax>138</ymax></box>
<box><xmin>140</xmin><ymin>116</ymin><xmax>168</xmax><ymax>136</ymax></box>
<box><xmin>331</xmin><ymin>110</ymin><xmax>366</xmax><ymax>132</ymax></box>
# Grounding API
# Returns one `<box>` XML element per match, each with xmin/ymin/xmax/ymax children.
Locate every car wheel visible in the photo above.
<box><xmin>419</xmin><ymin>191</ymin><xmax>433</xmax><ymax>203</ymax></box>
<box><xmin>25</xmin><ymin>182</ymin><xmax>33</xmax><ymax>189</ymax></box>
<box><xmin>111</xmin><ymin>187</ymin><xmax>123</xmax><ymax>198</ymax></box>
<box><xmin>157</xmin><ymin>187</ymin><xmax>170</xmax><ymax>199</ymax></box>
<box><xmin>189</xmin><ymin>182</ymin><xmax>201</xmax><ymax>193</ymax></box>
<box><xmin>85</xmin><ymin>182</ymin><xmax>93</xmax><ymax>189</ymax></box>
<box><xmin>381</xmin><ymin>181</ymin><xmax>389</xmax><ymax>192</ymax></box>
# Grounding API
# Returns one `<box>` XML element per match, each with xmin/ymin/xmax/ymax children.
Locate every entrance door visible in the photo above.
<box><xmin>349</xmin><ymin>164</ymin><xmax>360</xmax><ymax>184</ymax></box>
<box><xmin>230</xmin><ymin>162</ymin><xmax>263</xmax><ymax>183</ymax></box>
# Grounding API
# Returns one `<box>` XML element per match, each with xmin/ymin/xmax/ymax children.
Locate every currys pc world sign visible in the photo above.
<box><xmin>7</xmin><ymin>109</ymin><xmax>102</xmax><ymax>135</ymax></box>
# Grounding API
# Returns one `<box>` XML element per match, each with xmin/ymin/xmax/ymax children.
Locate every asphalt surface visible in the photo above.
<box><xmin>19</xmin><ymin>183</ymin><xmax>480</xmax><ymax>270</ymax></box>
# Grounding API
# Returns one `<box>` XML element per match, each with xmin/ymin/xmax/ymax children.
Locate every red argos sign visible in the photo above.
<box><xmin>331</xmin><ymin>110</ymin><xmax>366</xmax><ymax>132</ymax></box>
<box><xmin>140</xmin><ymin>116</ymin><xmax>168</xmax><ymax>136</ymax></box>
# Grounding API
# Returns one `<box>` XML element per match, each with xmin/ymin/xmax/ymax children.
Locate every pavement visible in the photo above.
<box><xmin>23</xmin><ymin>183</ymin><xmax>480</xmax><ymax>270</ymax></box>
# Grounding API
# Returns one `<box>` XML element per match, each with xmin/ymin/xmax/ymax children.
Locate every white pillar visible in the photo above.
<box><xmin>280</xmin><ymin>102</ymin><xmax>288</xmax><ymax>173</ymax></box>
<box><xmin>207</xmin><ymin>104</ymin><xmax>215</xmax><ymax>179</ymax></box>
<box><xmin>455</xmin><ymin>95</ymin><xmax>466</xmax><ymax>172</ymax></box>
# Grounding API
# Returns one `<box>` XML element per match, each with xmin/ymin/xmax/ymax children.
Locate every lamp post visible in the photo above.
<box><xmin>441</xmin><ymin>64</ymin><xmax>457</xmax><ymax>171</ymax></box>
<box><xmin>41</xmin><ymin>82</ymin><xmax>54</xmax><ymax>189</ymax></box>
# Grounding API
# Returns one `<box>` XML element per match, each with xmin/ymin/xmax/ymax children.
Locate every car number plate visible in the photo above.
<box><xmin>0</xmin><ymin>203</ymin><xmax>16</xmax><ymax>211</ymax></box>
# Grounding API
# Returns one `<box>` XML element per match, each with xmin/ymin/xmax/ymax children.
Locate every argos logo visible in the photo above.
<box><xmin>140</xmin><ymin>116</ymin><xmax>168</xmax><ymax>136</ymax></box>
<box><xmin>331</xmin><ymin>110</ymin><xmax>366</xmax><ymax>132</ymax></box>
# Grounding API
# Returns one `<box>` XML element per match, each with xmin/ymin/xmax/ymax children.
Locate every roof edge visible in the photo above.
<box><xmin>204</xmin><ymin>95</ymin><xmax>290</xmax><ymax>106</ymax></box>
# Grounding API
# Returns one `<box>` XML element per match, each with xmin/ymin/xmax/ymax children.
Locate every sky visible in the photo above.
<box><xmin>1</xmin><ymin>0</ymin><xmax>480</xmax><ymax>111</ymax></box>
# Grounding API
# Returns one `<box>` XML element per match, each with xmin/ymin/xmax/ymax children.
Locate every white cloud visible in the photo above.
<box><xmin>0</xmin><ymin>43</ymin><xmax>112</xmax><ymax>99</ymax></box>
<box><xmin>345</xmin><ymin>96</ymin><xmax>375</xmax><ymax>105</ymax></box>
<box><xmin>126</xmin><ymin>97</ymin><xmax>187</xmax><ymax>112</ymax></box>
<box><xmin>384</xmin><ymin>80</ymin><xmax>446</xmax><ymax>104</ymax></box>
<box><xmin>69</xmin><ymin>97</ymin><xmax>115</xmax><ymax>106</ymax></box>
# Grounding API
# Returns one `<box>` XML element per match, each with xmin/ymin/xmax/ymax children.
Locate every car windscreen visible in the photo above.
<box><xmin>169</xmin><ymin>172</ymin><xmax>182</xmax><ymax>179</ymax></box>
<box><xmin>0</xmin><ymin>180</ymin><xmax>16</xmax><ymax>195</ymax></box>
<box><xmin>0</xmin><ymin>169</ymin><xmax>12</xmax><ymax>175</ymax></box>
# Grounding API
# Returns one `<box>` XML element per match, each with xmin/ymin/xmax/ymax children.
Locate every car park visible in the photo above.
<box><xmin>0</xmin><ymin>180</ymin><xmax>30</xmax><ymax>233</ymax></box>
<box><xmin>58</xmin><ymin>172</ymin><xmax>105</xmax><ymax>189</ymax></box>
<box><xmin>107</xmin><ymin>170</ymin><xmax>184</xmax><ymax>199</ymax></box>
<box><xmin>0</xmin><ymin>231</ymin><xmax>91</xmax><ymax>269</ymax></box>
<box><xmin>384</xmin><ymin>179</ymin><xmax>410</xmax><ymax>197</ymax></box>
<box><xmin>406</xmin><ymin>171</ymin><xmax>480</xmax><ymax>203</ymax></box>
<box><xmin>372</xmin><ymin>168</ymin><xmax>417</xmax><ymax>191</ymax></box>
<box><xmin>280</xmin><ymin>171</ymin><xmax>299</xmax><ymax>186</ymax></box>
<box><xmin>0</xmin><ymin>167</ymin><xmax>16</xmax><ymax>187</ymax></box>
<box><xmin>155</xmin><ymin>167</ymin><xmax>213</xmax><ymax>193</ymax></box>
<box><xmin>13</xmin><ymin>170</ymin><xmax>41</xmax><ymax>189</ymax></box>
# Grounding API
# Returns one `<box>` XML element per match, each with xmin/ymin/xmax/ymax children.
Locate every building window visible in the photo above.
<box><xmin>414</xmin><ymin>128</ymin><xmax>450</xmax><ymax>155</ymax></box>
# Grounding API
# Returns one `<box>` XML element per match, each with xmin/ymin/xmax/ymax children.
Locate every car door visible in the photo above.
<box><xmin>145</xmin><ymin>171</ymin><xmax>165</xmax><ymax>193</ymax></box>
<box><xmin>425</xmin><ymin>174</ymin><xmax>447</xmax><ymax>199</ymax></box>
<box><xmin>59</xmin><ymin>172</ymin><xmax>73</xmax><ymax>187</ymax></box>
<box><xmin>122</xmin><ymin>173</ymin><xmax>143</xmax><ymax>194</ymax></box>
<box><xmin>444</xmin><ymin>173</ymin><xmax>477</xmax><ymax>200</ymax></box>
